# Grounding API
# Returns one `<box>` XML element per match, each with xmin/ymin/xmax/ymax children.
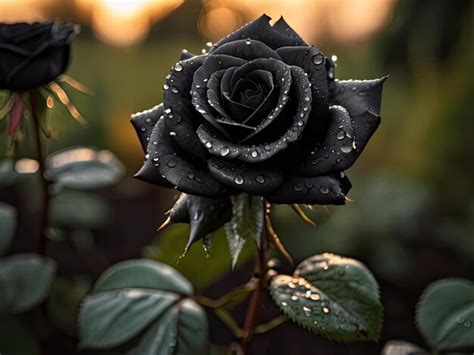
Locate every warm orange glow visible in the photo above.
<box><xmin>201</xmin><ymin>0</ymin><xmax>396</xmax><ymax>44</ymax></box>
<box><xmin>198</xmin><ymin>6</ymin><xmax>243</xmax><ymax>43</ymax></box>
<box><xmin>0</xmin><ymin>0</ymin><xmax>51</xmax><ymax>23</ymax></box>
<box><xmin>75</xmin><ymin>0</ymin><xmax>184</xmax><ymax>47</ymax></box>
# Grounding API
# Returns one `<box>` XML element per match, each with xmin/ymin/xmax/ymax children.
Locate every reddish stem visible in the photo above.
<box><xmin>241</xmin><ymin>203</ymin><xmax>269</xmax><ymax>353</ymax></box>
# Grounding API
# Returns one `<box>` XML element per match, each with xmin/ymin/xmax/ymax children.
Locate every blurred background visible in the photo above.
<box><xmin>0</xmin><ymin>0</ymin><xmax>473</xmax><ymax>354</ymax></box>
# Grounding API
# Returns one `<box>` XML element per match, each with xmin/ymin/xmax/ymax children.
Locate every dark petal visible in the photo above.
<box><xmin>276</xmin><ymin>46</ymin><xmax>328</xmax><ymax>111</ymax></box>
<box><xmin>272</xmin><ymin>17</ymin><xmax>307</xmax><ymax>45</ymax></box>
<box><xmin>191</xmin><ymin>55</ymin><xmax>247</xmax><ymax>135</ymax></box>
<box><xmin>135</xmin><ymin>119</ymin><xmax>229</xmax><ymax>196</ymax></box>
<box><xmin>211</xmin><ymin>39</ymin><xmax>281</xmax><ymax>61</ymax></box>
<box><xmin>180</xmin><ymin>49</ymin><xmax>195</xmax><ymax>61</ymax></box>
<box><xmin>294</xmin><ymin>105</ymin><xmax>357</xmax><ymax>175</ymax></box>
<box><xmin>185</xmin><ymin>195</ymin><xmax>232</xmax><ymax>250</ymax></box>
<box><xmin>211</xmin><ymin>14</ymin><xmax>307</xmax><ymax>51</ymax></box>
<box><xmin>131</xmin><ymin>104</ymin><xmax>163</xmax><ymax>153</ymax></box>
<box><xmin>208</xmin><ymin>158</ymin><xmax>284</xmax><ymax>194</ymax></box>
<box><xmin>265</xmin><ymin>173</ymin><xmax>351</xmax><ymax>205</ymax></box>
<box><xmin>162</xmin><ymin>55</ymin><xmax>207</xmax><ymax>159</ymax></box>
<box><xmin>231</xmin><ymin>58</ymin><xmax>293</xmax><ymax>141</ymax></box>
<box><xmin>330</xmin><ymin>77</ymin><xmax>387</xmax><ymax>116</ymax></box>
<box><xmin>0</xmin><ymin>23</ymin><xmax>78</xmax><ymax>91</ymax></box>
<box><xmin>196</xmin><ymin>66</ymin><xmax>312</xmax><ymax>163</ymax></box>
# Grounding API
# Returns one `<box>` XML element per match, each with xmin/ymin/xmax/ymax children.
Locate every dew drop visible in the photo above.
<box><xmin>341</xmin><ymin>145</ymin><xmax>352</xmax><ymax>153</ymax></box>
<box><xmin>331</xmin><ymin>54</ymin><xmax>338</xmax><ymax>62</ymax></box>
<box><xmin>322</xmin><ymin>307</ymin><xmax>330</xmax><ymax>314</ymax></box>
<box><xmin>311</xmin><ymin>294</ymin><xmax>320</xmax><ymax>301</ymax></box>
<box><xmin>164</xmin><ymin>108</ymin><xmax>172</xmax><ymax>114</ymax></box>
<box><xmin>281</xmin><ymin>302</ymin><xmax>288</xmax><ymax>306</ymax></box>
<box><xmin>234</xmin><ymin>175</ymin><xmax>244</xmax><ymax>185</ymax></box>
<box><xmin>320</xmin><ymin>186</ymin><xmax>329</xmax><ymax>194</ymax></box>
<box><xmin>312</xmin><ymin>53</ymin><xmax>324</xmax><ymax>65</ymax></box>
<box><xmin>293</xmin><ymin>183</ymin><xmax>304</xmax><ymax>192</ymax></box>
<box><xmin>303</xmin><ymin>306</ymin><xmax>311</xmax><ymax>313</ymax></box>
<box><xmin>140</xmin><ymin>127</ymin><xmax>146</xmax><ymax>132</ymax></box>
<box><xmin>169</xmin><ymin>131</ymin><xmax>176</xmax><ymax>136</ymax></box>
<box><xmin>163</xmin><ymin>83</ymin><xmax>170</xmax><ymax>90</ymax></box>
<box><xmin>304</xmin><ymin>96</ymin><xmax>310</xmax><ymax>102</ymax></box>
<box><xmin>166</xmin><ymin>160</ymin><xmax>177</xmax><ymax>168</ymax></box>
<box><xmin>297</xmin><ymin>120</ymin><xmax>304</xmax><ymax>126</ymax></box>
<box><xmin>220</xmin><ymin>147</ymin><xmax>230</xmax><ymax>156</ymax></box>
<box><xmin>205</xmin><ymin>141</ymin><xmax>213</xmax><ymax>149</ymax></box>
<box><xmin>171</xmin><ymin>86</ymin><xmax>179</xmax><ymax>93</ymax></box>
<box><xmin>245</xmin><ymin>38</ymin><xmax>251</xmax><ymax>45</ymax></box>
<box><xmin>291</xmin><ymin>295</ymin><xmax>298</xmax><ymax>301</ymax></box>
<box><xmin>337</xmin><ymin>130</ymin><xmax>345</xmax><ymax>140</ymax></box>
<box><xmin>251</xmin><ymin>151</ymin><xmax>258</xmax><ymax>158</ymax></box>
<box><xmin>464</xmin><ymin>320</ymin><xmax>472</xmax><ymax>328</ymax></box>
<box><xmin>256</xmin><ymin>175</ymin><xmax>265</xmax><ymax>184</ymax></box>
<box><xmin>174</xmin><ymin>63</ymin><xmax>183</xmax><ymax>72</ymax></box>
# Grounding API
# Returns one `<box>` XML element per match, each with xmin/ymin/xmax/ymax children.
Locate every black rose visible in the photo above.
<box><xmin>0</xmin><ymin>21</ymin><xmax>78</xmax><ymax>91</ymax></box>
<box><xmin>132</xmin><ymin>15</ymin><xmax>386</xmax><ymax>242</ymax></box>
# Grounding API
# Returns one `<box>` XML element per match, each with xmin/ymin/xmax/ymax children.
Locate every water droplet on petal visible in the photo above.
<box><xmin>312</xmin><ymin>53</ymin><xmax>324</xmax><ymax>65</ymax></box>
<box><xmin>169</xmin><ymin>131</ymin><xmax>176</xmax><ymax>136</ymax></box>
<box><xmin>166</xmin><ymin>160</ymin><xmax>177</xmax><ymax>168</ymax></box>
<box><xmin>245</xmin><ymin>38</ymin><xmax>251</xmax><ymax>45</ymax></box>
<box><xmin>341</xmin><ymin>145</ymin><xmax>352</xmax><ymax>153</ymax></box>
<box><xmin>171</xmin><ymin>86</ymin><xmax>179</xmax><ymax>93</ymax></box>
<box><xmin>294</xmin><ymin>183</ymin><xmax>304</xmax><ymax>192</ymax></box>
<box><xmin>281</xmin><ymin>302</ymin><xmax>288</xmax><ymax>306</ymax></box>
<box><xmin>220</xmin><ymin>147</ymin><xmax>230</xmax><ymax>156</ymax></box>
<box><xmin>163</xmin><ymin>83</ymin><xmax>169</xmax><ymax>90</ymax></box>
<box><xmin>174</xmin><ymin>63</ymin><xmax>183</xmax><ymax>72</ymax></box>
<box><xmin>234</xmin><ymin>175</ymin><xmax>244</xmax><ymax>185</ymax></box>
<box><xmin>291</xmin><ymin>295</ymin><xmax>298</xmax><ymax>301</ymax></box>
<box><xmin>337</xmin><ymin>130</ymin><xmax>345</xmax><ymax>140</ymax></box>
<box><xmin>205</xmin><ymin>141</ymin><xmax>213</xmax><ymax>149</ymax></box>
<box><xmin>322</xmin><ymin>306</ymin><xmax>330</xmax><ymax>314</ymax></box>
<box><xmin>320</xmin><ymin>186</ymin><xmax>329</xmax><ymax>194</ymax></box>
<box><xmin>256</xmin><ymin>175</ymin><xmax>265</xmax><ymax>184</ymax></box>
<box><xmin>251</xmin><ymin>151</ymin><xmax>258</xmax><ymax>158</ymax></box>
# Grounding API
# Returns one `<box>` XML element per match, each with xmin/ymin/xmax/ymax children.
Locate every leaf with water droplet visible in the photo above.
<box><xmin>269</xmin><ymin>253</ymin><xmax>382</xmax><ymax>341</ymax></box>
<box><xmin>416</xmin><ymin>278</ymin><xmax>474</xmax><ymax>352</ymax></box>
<box><xmin>224</xmin><ymin>194</ymin><xmax>264</xmax><ymax>268</ymax></box>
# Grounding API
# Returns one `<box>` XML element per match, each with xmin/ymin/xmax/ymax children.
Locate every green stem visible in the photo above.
<box><xmin>30</xmin><ymin>91</ymin><xmax>51</xmax><ymax>256</ymax></box>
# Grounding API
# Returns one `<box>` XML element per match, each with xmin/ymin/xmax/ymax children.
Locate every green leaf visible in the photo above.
<box><xmin>0</xmin><ymin>314</ymin><xmax>40</xmax><ymax>355</ymax></box>
<box><xmin>381</xmin><ymin>340</ymin><xmax>425</xmax><ymax>355</ymax></box>
<box><xmin>50</xmin><ymin>190</ymin><xmax>111</xmax><ymax>229</ymax></box>
<box><xmin>127</xmin><ymin>299</ymin><xmax>208</xmax><ymax>355</ymax></box>
<box><xmin>224</xmin><ymin>194</ymin><xmax>263</xmax><ymax>268</ymax></box>
<box><xmin>0</xmin><ymin>254</ymin><xmax>56</xmax><ymax>313</ymax></box>
<box><xmin>0</xmin><ymin>159</ymin><xmax>39</xmax><ymax>188</ymax></box>
<box><xmin>78</xmin><ymin>259</ymin><xmax>208</xmax><ymax>354</ymax></box>
<box><xmin>0</xmin><ymin>202</ymin><xmax>16</xmax><ymax>255</ymax></box>
<box><xmin>270</xmin><ymin>253</ymin><xmax>382</xmax><ymax>342</ymax></box>
<box><xmin>79</xmin><ymin>289</ymin><xmax>178</xmax><ymax>348</ymax></box>
<box><xmin>93</xmin><ymin>259</ymin><xmax>193</xmax><ymax>294</ymax></box>
<box><xmin>416</xmin><ymin>278</ymin><xmax>474</xmax><ymax>352</ymax></box>
<box><xmin>46</xmin><ymin>147</ymin><xmax>125</xmax><ymax>190</ymax></box>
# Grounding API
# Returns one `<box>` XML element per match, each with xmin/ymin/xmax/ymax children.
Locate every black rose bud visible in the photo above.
<box><xmin>132</xmin><ymin>15</ymin><xmax>386</xmax><ymax>244</ymax></box>
<box><xmin>0</xmin><ymin>21</ymin><xmax>78</xmax><ymax>91</ymax></box>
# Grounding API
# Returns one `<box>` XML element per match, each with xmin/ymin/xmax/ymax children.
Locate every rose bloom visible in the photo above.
<box><xmin>0</xmin><ymin>21</ymin><xmax>77</xmax><ymax>91</ymax></box>
<box><xmin>131</xmin><ymin>15</ymin><xmax>386</xmax><ymax>245</ymax></box>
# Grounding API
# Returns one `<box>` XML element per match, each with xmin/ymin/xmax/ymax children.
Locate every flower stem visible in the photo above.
<box><xmin>30</xmin><ymin>91</ymin><xmax>51</xmax><ymax>256</ymax></box>
<box><xmin>241</xmin><ymin>200</ymin><xmax>270</xmax><ymax>353</ymax></box>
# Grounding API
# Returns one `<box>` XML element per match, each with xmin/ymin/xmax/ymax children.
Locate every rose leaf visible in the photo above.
<box><xmin>0</xmin><ymin>254</ymin><xmax>56</xmax><ymax>313</ymax></box>
<box><xmin>269</xmin><ymin>253</ymin><xmax>382</xmax><ymax>341</ymax></box>
<box><xmin>416</xmin><ymin>278</ymin><xmax>474</xmax><ymax>352</ymax></box>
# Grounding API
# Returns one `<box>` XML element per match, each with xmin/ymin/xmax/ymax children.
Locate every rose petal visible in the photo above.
<box><xmin>196</xmin><ymin>66</ymin><xmax>312</xmax><ymax>163</ymax></box>
<box><xmin>135</xmin><ymin>119</ymin><xmax>229</xmax><ymax>196</ymax></box>
<box><xmin>330</xmin><ymin>77</ymin><xmax>387</xmax><ymax>116</ymax></box>
<box><xmin>265</xmin><ymin>173</ymin><xmax>351</xmax><ymax>205</ymax></box>
<box><xmin>294</xmin><ymin>105</ymin><xmax>357</xmax><ymax>176</ymax></box>
<box><xmin>163</xmin><ymin>55</ymin><xmax>208</xmax><ymax>158</ymax></box>
<box><xmin>191</xmin><ymin>55</ymin><xmax>246</xmax><ymax>136</ymax></box>
<box><xmin>208</xmin><ymin>158</ymin><xmax>284</xmax><ymax>194</ymax></box>
<box><xmin>211</xmin><ymin>38</ymin><xmax>281</xmax><ymax>61</ymax></box>
<box><xmin>131</xmin><ymin>103</ymin><xmax>163</xmax><ymax>152</ymax></box>
<box><xmin>272</xmin><ymin>17</ymin><xmax>307</xmax><ymax>45</ymax></box>
<box><xmin>0</xmin><ymin>23</ymin><xmax>78</xmax><ymax>91</ymax></box>
<box><xmin>211</xmin><ymin>14</ymin><xmax>307</xmax><ymax>51</ymax></box>
<box><xmin>276</xmin><ymin>46</ymin><xmax>328</xmax><ymax>113</ymax></box>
